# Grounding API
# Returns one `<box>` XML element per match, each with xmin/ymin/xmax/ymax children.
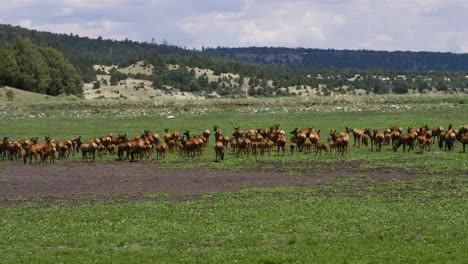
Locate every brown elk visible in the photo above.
<box><xmin>374</xmin><ymin>130</ymin><xmax>385</xmax><ymax>152</ymax></box>
<box><xmin>329</xmin><ymin>131</ymin><xmax>348</xmax><ymax>155</ymax></box>
<box><xmin>443</xmin><ymin>128</ymin><xmax>457</xmax><ymax>152</ymax></box>
<box><xmin>290</xmin><ymin>128</ymin><xmax>309</xmax><ymax>152</ymax></box>
<box><xmin>2</xmin><ymin>137</ymin><xmax>23</xmax><ymax>160</ymax></box>
<box><xmin>164</xmin><ymin>129</ymin><xmax>179</xmax><ymax>153</ymax></box>
<box><xmin>24</xmin><ymin>137</ymin><xmax>45</xmax><ymax>164</ymax></box>
<box><xmin>393</xmin><ymin>130</ymin><xmax>418</xmax><ymax>152</ymax></box>
<box><xmin>417</xmin><ymin>131</ymin><xmax>432</xmax><ymax>154</ymax></box>
<box><xmin>431</xmin><ymin>126</ymin><xmax>444</xmax><ymax>145</ymax></box>
<box><xmin>203</xmin><ymin>129</ymin><xmax>210</xmax><ymax>146</ymax></box>
<box><xmin>456</xmin><ymin>129</ymin><xmax>468</xmax><ymax>153</ymax></box>
<box><xmin>40</xmin><ymin>136</ymin><xmax>57</xmax><ymax>163</ymax></box>
<box><xmin>364</xmin><ymin>128</ymin><xmax>376</xmax><ymax>151</ymax></box>
<box><xmin>214</xmin><ymin>125</ymin><xmax>230</xmax><ymax>146</ymax></box>
<box><xmin>71</xmin><ymin>136</ymin><xmax>82</xmax><ymax>154</ymax></box>
<box><xmin>214</xmin><ymin>141</ymin><xmax>224</xmax><ymax>161</ymax></box>
<box><xmin>314</xmin><ymin>142</ymin><xmax>328</xmax><ymax>156</ymax></box>
<box><xmin>155</xmin><ymin>142</ymin><xmax>167</xmax><ymax>160</ymax></box>
<box><xmin>183</xmin><ymin>130</ymin><xmax>205</xmax><ymax>157</ymax></box>
<box><xmin>232</xmin><ymin>128</ymin><xmax>251</xmax><ymax>157</ymax></box>
<box><xmin>290</xmin><ymin>138</ymin><xmax>297</xmax><ymax>155</ymax></box>
<box><xmin>303</xmin><ymin>139</ymin><xmax>312</xmax><ymax>154</ymax></box>
<box><xmin>346</xmin><ymin>126</ymin><xmax>365</xmax><ymax>147</ymax></box>
<box><xmin>439</xmin><ymin>124</ymin><xmax>453</xmax><ymax>150</ymax></box>
<box><xmin>80</xmin><ymin>142</ymin><xmax>97</xmax><ymax>162</ymax></box>
<box><xmin>276</xmin><ymin>134</ymin><xmax>287</xmax><ymax>156</ymax></box>
<box><xmin>329</xmin><ymin>130</ymin><xmax>349</xmax><ymax>155</ymax></box>
<box><xmin>42</xmin><ymin>146</ymin><xmax>57</xmax><ymax>163</ymax></box>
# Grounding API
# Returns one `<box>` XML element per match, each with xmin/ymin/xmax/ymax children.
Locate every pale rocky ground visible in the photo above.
<box><xmin>85</xmin><ymin>61</ymin><xmax>454</xmax><ymax>100</ymax></box>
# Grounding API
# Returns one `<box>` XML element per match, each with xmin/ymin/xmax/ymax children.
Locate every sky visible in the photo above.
<box><xmin>2</xmin><ymin>0</ymin><xmax>468</xmax><ymax>53</ymax></box>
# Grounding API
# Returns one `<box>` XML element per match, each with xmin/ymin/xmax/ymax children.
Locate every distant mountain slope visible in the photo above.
<box><xmin>205</xmin><ymin>47</ymin><xmax>468</xmax><ymax>71</ymax></box>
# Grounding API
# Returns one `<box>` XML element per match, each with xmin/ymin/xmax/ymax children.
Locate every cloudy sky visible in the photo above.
<box><xmin>2</xmin><ymin>0</ymin><xmax>468</xmax><ymax>53</ymax></box>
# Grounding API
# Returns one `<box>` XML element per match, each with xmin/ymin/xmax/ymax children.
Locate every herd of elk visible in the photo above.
<box><xmin>0</xmin><ymin>123</ymin><xmax>465</xmax><ymax>164</ymax></box>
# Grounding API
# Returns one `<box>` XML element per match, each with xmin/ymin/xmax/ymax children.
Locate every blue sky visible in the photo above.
<box><xmin>2</xmin><ymin>0</ymin><xmax>467</xmax><ymax>53</ymax></box>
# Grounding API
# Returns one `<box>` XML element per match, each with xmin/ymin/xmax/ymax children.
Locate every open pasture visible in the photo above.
<box><xmin>0</xmin><ymin>95</ymin><xmax>467</xmax><ymax>262</ymax></box>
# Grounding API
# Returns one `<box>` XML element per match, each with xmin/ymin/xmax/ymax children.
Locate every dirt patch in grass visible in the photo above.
<box><xmin>0</xmin><ymin>160</ymin><xmax>457</xmax><ymax>206</ymax></box>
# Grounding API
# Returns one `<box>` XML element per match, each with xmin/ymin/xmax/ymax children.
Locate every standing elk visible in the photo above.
<box><xmin>214</xmin><ymin>141</ymin><xmax>225</xmax><ymax>161</ymax></box>
<box><xmin>346</xmin><ymin>127</ymin><xmax>365</xmax><ymax>147</ymax></box>
<box><xmin>2</xmin><ymin>137</ymin><xmax>23</xmax><ymax>161</ymax></box>
<box><xmin>80</xmin><ymin>142</ymin><xmax>97</xmax><ymax>162</ymax></box>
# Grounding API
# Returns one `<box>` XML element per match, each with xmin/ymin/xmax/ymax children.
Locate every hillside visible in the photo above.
<box><xmin>1</xmin><ymin>24</ymin><xmax>468</xmax><ymax>99</ymax></box>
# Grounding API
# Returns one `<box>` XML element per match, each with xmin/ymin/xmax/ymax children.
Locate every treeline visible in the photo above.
<box><xmin>0</xmin><ymin>38</ymin><xmax>82</xmax><ymax>96</ymax></box>
<box><xmin>205</xmin><ymin>47</ymin><xmax>468</xmax><ymax>71</ymax></box>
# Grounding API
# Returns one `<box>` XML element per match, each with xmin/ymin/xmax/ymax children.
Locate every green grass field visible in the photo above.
<box><xmin>0</xmin><ymin>95</ymin><xmax>467</xmax><ymax>263</ymax></box>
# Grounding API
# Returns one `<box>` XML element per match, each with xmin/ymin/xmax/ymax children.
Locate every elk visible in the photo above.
<box><xmin>290</xmin><ymin>138</ymin><xmax>297</xmax><ymax>155</ymax></box>
<box><xmin>289</xmin><ymin>128</ymin><xmax>308</xmax><ymax>152</ymax></box>
<box><xmin>456</xmin><ymin>129</ymin><xmax>468</xmax><ymax>153</ymax></box>
<box><xmin>41</xmin><ymin>136</ymin><xmax>57</xmax><ymax>163</ymax></box>
<box><xmin>309</xmin><ymin>129</ymin><xmax>320</xmax><ymax>146</ymax></box>
<box><xmin>346</xmin><ymin>127</ymin><xmax>365</xmax><ymax>147</ymax></box>
<box><xmin>214</xmin><ymin>125</ymin><xmax>230</xmax><ymax>146</ymax></box>
<box><xmin>232</xmin><ymin>128</ymin><xmax>251</xmax><ymax>157</ymax></box>
<box><xmin>80</xmin><ymin>142</ymin><xmax>97</xmax><ymax>162</ymax></box>
<box><xmin>71</xmin><ymin>136</ymin><xmax>82</xmax><ymax>154</ymax></box>
<box><xmin>214</xmin><ymin>141</ymin><xmax>225</xmax><ymax>161</ymax></box>
<box><xmin>443</xmin><ymin>128</ymin><xmax>457</xmax><ymax>152</ymax></box>
<box><xmin>393</xmin><ymin>130</ymin><xmax>418</xmax><ymax>152</ymax></box>
<box><xmin>155</xmin><ymin>142</ymin><xmax>167</xmax><ymax>160</ymax></box>
<box><xmin>314</xmin><ymin>142</ymin><xmax>328</xmax><ymax>156</ymax></box>
<box><xmin>203</xmin><ymin>129</ymin><xmax>211</xmax><ymax>146</ymax></box>
<box><xmin>364</xmin><ymin>128</ymin><xmax>376</xmax><ymax>151</ymax></box>
<box><xmin>42</xmin><ymin>146</ymin><xmax>56</xmax><ymax>163</ymax></box>
<box><xmin>439</xmin><ymin>124</ymin><xmax>453</xmax><ymax>150</ymax></box>
<box><xmin>303</xmin><ymin>139</ymin><xmax>312</xmax><ymax>154</ymax></box>
<box><xmin>374</xmin><ymin>130</ymin><xmax>385</xmax><ymax>152</ymax></box>
<box><xmin>183</xmin><ymin>130</ymin><xmax>205</xmax><ymax>157</ymax></box>
<box><xmin>164</xmin><ymin>129</ymin><xmax>179</xmax><ymax>153</ymax></box>
<box><xmin>2</xmin><ymin>137</ymin><xmax>23</xmax><ymax>160</ymax></box>
<box><xmin>117</xmin><ymin>137</ymin><xmax>144</xmax><ymax>161</ymax></box>
<box><xmin>276</xmin><ymin>134</ymin><xmax>287</xmax><ymax>156</ymax></box>
<box><xmin>329</xmin><ymin>130</ymin><xmax>349</xmax><ymax>155</ymax></box>
<box><xmin>24</xmin><ymin>137</ymin><xmax>45</xmax><ymax>164</ymax></box>
<box><xmin>417</xmin><ymin>131</ymin><xmax>432</xmax><ymax>154</ymax></box>
<box><xmin>431</xmin><ymin>126</ymin><xmax>444</xmax><ymax>145</ymax></box>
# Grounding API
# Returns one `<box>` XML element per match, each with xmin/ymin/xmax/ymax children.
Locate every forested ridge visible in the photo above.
<box><xmin>205</xmin><ymin>47</ymin><xmax>468</xmax><ymax>71</ymax></box>
<box><xmin>0</xmin><ymin>24</ymin><xmax>467</xmax><ymax>98</ymax></box>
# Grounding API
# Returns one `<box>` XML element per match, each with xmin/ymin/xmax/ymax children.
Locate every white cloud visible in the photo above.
<box><xmin>18</xmin><ymin>20</ymin><xmax>33</xmax><ymax>28</ymax></box>
<box><xmin>1</xmin><ymin>0</ymin><xmax>468</xmax><ymax>52</ymax></box>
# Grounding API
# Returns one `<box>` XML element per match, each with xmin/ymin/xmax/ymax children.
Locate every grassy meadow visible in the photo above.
<box><xmin>0</xmin><ymin>94</ymin><xmax>467</xmax><ymax>263</ymax></box>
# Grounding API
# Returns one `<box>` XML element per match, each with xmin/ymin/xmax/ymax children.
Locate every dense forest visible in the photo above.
<box><xmin>205</xmin><ymin>47</ymin><xmax>468</xmax><ymax>71</ymax></box>
<box><xmin>0</xmin><ymin>38</ymin><xmax>82</xmax><ymax>96</ymax></box>
<box><xmin>0</xmin><ymin>24</ymin><xmax>467</xmax><ymax>98</ymax></box>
